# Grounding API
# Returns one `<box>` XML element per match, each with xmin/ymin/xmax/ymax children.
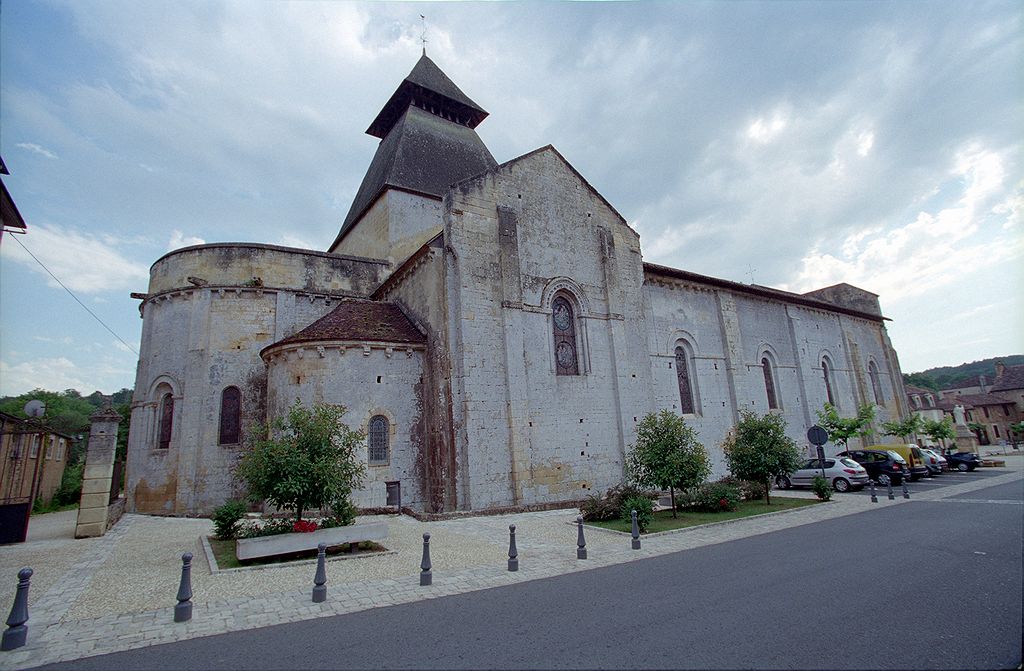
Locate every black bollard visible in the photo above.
<box><xmin>631</xmin><ymin>510</ymin><xmax>641</xmax><ymax>550</ymax></box>
<box><xmin>902</xmin><ymin>480</ymin><xmax>910</xmax><ymax>499</ymax></box>
<box><xmin>870</xmin><ymin>480</ymin><xmax>877</xmax><ymax>503</ymax></box>
<box><xmin>507</xmin><ymin>525</ymin><xmax>518</xmax><ymax>572</ymax></box>
<box><xmin>576</xmin><ymin>516</ymin><xmax>587</xmax><ymax>560</ymax></box>
<box><xmin>887</xmin><ymin>481</ymin><xmax>895</xmax><ymax>501</ymax></box>
<box><xmin>174</xmin><ymin>552</ymin><xmax>193</xmax><ymax>623</ymax></box>
<box><xmin>420</xmin><ymin>533</ymin><xmax>432</xmax><ymax>586</ymax></box>
<box><xmin>312</xmin><ymin>543</ymin><xmax>327</xmax><ymax>603</ymax></box>
<box><xmin>1</xmin><ymin>568</ymin><xmax>32</xmax><ymax>651</ymax></box>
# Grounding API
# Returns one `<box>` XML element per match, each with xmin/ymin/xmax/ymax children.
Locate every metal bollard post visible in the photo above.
<box><xmin>870</xmin><ymin>480</ymin><xmax>877</xmax><ymax>503</ymax></box>
<box><xmin>174</xmin><ymin>552</ymin><xmax>193</xmax><ymax>623</ymax></box>
<box><xmin>1</xmin><ymin>568</ymin><xmax>32</xmax><ymax>651</ymax></box>
<box><xmin>631</xmin><ymin>510</ymin><xmax>641</xmax><ymax>550</ymax></box>
<box><xmin>419</xmin><ymin>533</ymin><xmax>432</xmax><ymax>586</ymax></box>
<box><xmin>887</xmin><ymin>481</ymin><xmax>895</xmax><ymax>501</ymax></box>
<box><xmin>312</xmin><ymin>543</ymin><xmax>327</xmax><ymax>603</ymax></box>
<box><xmin>902</xmin><ymin>480</ymin><xmax>910</xmax><ymax>499</ymax></box>
<box><xmin>576</xmin><ymin>516</ymin><xmax>587</xmax><ymax>560</ymax></box>
<box><xmin>507</xmin><ymin>525</ymin><xmax>518</xmax><ymax>572</ymax></box>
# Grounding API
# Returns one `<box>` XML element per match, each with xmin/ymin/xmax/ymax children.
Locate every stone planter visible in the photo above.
<box><xmin>236</xmin><ymin>521</ymin><xmax>388</xmax><ymax>561</ymax></box>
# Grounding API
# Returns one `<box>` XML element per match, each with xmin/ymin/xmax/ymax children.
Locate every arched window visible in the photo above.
<box><xmin>822</xmin><ymin>359</ymin><xmax>835</xmax><ymax>406</ymax></box>
<box><xmin>675</xmin><ymin>345</ymin><xmax>696</xmax><ymax>415</ymax></box>
<box><xmin>219</xmin><ymin>386</ymin><xmax>241</xmax><ymax>445</ymax></box>
<box><xmin>158</xmin><ymin>393</ymin><xmax>174</xmax><ymax>450</ymax></box>
<box><xmin>868</xmin><ymin>361</ymin><xmax>884</xmax><ymax>405</ymax></box>
<box><xmin>552</xmin><ymin>295</ymin><xmax>579</xmax><ymax>376</ymax></box>
<box><xmin>368</xmin><ymin>415</ymin><xmax>389</xmax><ymax>466</ymax></box>
<box><xmin>762</xmin><ymin>357</ymin><xmax>779</xmax><ymax>410</ymax></box>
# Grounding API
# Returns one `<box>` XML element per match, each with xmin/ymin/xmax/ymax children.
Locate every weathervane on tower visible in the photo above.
<box><xmin>419</xmin><ymin>15</ymin><xmax>428</xmax><ymax>55</ymax></box>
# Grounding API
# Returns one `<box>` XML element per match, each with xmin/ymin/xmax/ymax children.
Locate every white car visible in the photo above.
<box><xmin>919</xmin><ymin>447</ymin><xmax>948</xmax><ymax>474</ymax></box>
<box><xmin>776</xmin><ymin>457</ymin><xmax>870</xmax><ymax>493</ymax></box>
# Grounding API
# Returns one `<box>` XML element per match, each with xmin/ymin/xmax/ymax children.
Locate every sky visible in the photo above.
<box><xmin>0</xmin><ymin>0</ymin><xmax>1021</xmax><ymax>398</ymax></box>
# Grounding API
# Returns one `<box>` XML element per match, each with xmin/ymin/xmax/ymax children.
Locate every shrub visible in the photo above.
<box><xmin>723</xmin><ymin>411</ymin><xmax>803</xmax><ymax>505</ymax></box>
<box><xmin>580</xmin><ymin>482</ymin><xmax>656</xmax><ymax>522</ymax></box>
<box><xmin>237</xmin><ymin>517</ymin><xmax>295</xmax><ymax>539</ymax></box>
<box><xmin>53</xmin><ymin>462</ymin><xmax>83</xmax><ymax>507</ymax></box>
<box><xmin>685</xmin><ymin>482</ymin><xmax>741</xmax><ymax>512</ymax></box>
<box><xmin>626</xmin><ymin>411</ymin><xmax>711</xmax><ymax>517</ymax></box>
<box><xmin>715</xmin><ymin>475</ymin><xmax>766</xmax><ymax>502</ymax></box>
<box><xmin>212</xmin><ymin>500</ymin><xmax>248</xmax><ymax>540</ymax></box>
<box><xmin>811</xmin><ymin>475</ymin><xmax>832</xmax><ymax>501</ymax></box>
<box><xmin>620</xmin><ymin>495</ymin><xmax>654</xmax><ymax>533</ymax></box>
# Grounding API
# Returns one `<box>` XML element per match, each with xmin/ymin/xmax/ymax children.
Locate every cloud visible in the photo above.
<box><xmin>16</xmin><ymin>142</ymin><xmax>58</xmax><ymax>159</ymax></box>
<box><xmin>167</xmin><ymin>230</ymin><xmax>205</xmax><ymax>251</ymax></box>
<box><xmin>1</xmin><ymin>224</ymin><xmax>149</xmax><ymax>293</ymax></box>
<box><xmin>0</xmin><ymin>356</ymin><xmax>134</xmax><ymax>397</ymax></box>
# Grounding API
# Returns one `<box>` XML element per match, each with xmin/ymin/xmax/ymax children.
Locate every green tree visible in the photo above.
<box><xmin>967</xmin><ymin>422</ymin><xmax>986</xmax><ymax>443</ymax></box>
<box><xmin>816</xmin><ymin>403</ymin><xmax>875</xmax><ymax>452</ymax></box>
<box><xmin>626</xmin><ymin>410</ymin><xmax>711</xmax><ymax>518</ymax></box>
<box><xmin>0</xmin><ymin>388</ymin><xmax>95</xmax><ymax>435</ymax></box>
<box><xmin>722</xmin><ymin>410</ymin><xmax>803</xmax><ymax>505</ymax></box>
<box><xmin>236</xmin><ymin>400</ymin><xmax>366</xmax><ymax>522</ymax></box>
<box><xmin>921</xmin><ymin>416</ymin><xmax>956</xmax><ymax>452</ymax></box>
<box><xmin>881</xmin><ymin>413</ymin><xmax>922</xmax><ymax>442</ymax></box>
<box><xmin>1010</xmin><ymin>421</ymin><xmax>1024</xmax><ymax>443</ymax></box>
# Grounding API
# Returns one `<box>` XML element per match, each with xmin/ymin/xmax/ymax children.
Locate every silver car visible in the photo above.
<box><xmin>919</xmin><ymin>447</ymin><xmax>948</xmax><ymax>474</ymax></box>
<box><xmin>776</xmin><ymin>457</ymin><xmax>870</xmax><ymax>493</ymax></box>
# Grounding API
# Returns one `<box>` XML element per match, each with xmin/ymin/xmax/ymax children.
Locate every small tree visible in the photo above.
<box><xmin>1010</xmin><ymin>421</ymin><xmax>1024</xmax><ymax>446</ymax></box>
<box><xmin>881</xmin><ymin>413</ymin><xmax>922</xmax><ymax>443</ymax></box>
<box><xmin>967</xmin><ymin>422</ymin><xmax>986</xmax><ymax>444</ymax></box>
<box><xmin>237</xmin><ymin>400</ymin><xmax>366</xmax><ymax>523</ymax></box>
<box><xmin>723</xmin><ymin>410</ymin><xmax>802</xmax><ymax>505</ymax></box>
<box><xmin>626</xmin><ymin>410</ymin><xmax>711</xmax><ymax>518</ymax></box>
<box><xmin>921</xmin><ymin>416</ymin><xmax>956</xmax><ymax>452</ymax></box>
<box><xmin>816</xmin><ymin>403</ymin><xmax>875</xmax><ymax>453</ymax></box>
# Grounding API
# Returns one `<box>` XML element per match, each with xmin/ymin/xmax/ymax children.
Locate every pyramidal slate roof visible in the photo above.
<box><xmin>261</xmin><ymin>299</ymin><xmax>425</xmax><ymax>357</ymax></box>
<box><xmin>330</xmin><ymin>55</ymin><xmax>496</xmax><ymax>252</ymax></box>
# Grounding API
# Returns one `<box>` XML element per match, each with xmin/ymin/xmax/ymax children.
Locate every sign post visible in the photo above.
<box><xmin>807</xmin><ymin>425</ymin><xmax>830</xmax><ymax>480</ymax></box>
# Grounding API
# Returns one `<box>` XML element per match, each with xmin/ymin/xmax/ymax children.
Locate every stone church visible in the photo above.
<box><xmin>126</xmin><ymin>54</ymin><xmax>909</xmax><ymax>516</ymax></box>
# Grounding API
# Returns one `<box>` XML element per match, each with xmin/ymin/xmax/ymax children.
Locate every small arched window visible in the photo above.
<box><xmin>368</xmin><ymin>415</ymin><xmax>389</xmax><ymax>466</ymax></box>
<box><xmin>762</xmin><ymin>357</ymin><xmax>779</xmax><ymax>410</ymax></box>
<box><xmin>552</xmin><ymin>295</ymin><xmax>579</xmax><ymax>376</ymax></box>
<box><xmin>158</xmin><ymin>393</ymin><xmax>174</xmax><ymax>450</ymax></box>
<box><xmin>868</xmin><ymin>361</ymin><xmax>884</xmax><ymax>405</ymax></box>
<box><xmin>822</xmin><ymin>359</ymin><xmax>835</xmax><ymax>407</ymax></box>
<box><xmin>675</xmin><ymin>345</ymin><xmax>696</xmax><ymax>415</ymax></box>
<box><xmin>219</xmin><ymin>386</ymin><xmax>241</xmax><ymax>445</ymax></box>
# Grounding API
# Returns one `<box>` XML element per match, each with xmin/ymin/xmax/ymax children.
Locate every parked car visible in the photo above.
<box><xmin>873</xmin><ymin>444</ymin><xmax>930</xmax><ymax>481</ymax></box>
<box><xmin>943</xmin><ymin>450</ymin><xmax>982</xmax><ymax>472</ymax></box>
<box><xmin>776</xmin><ymin>457</ymin><xmax>869</xmax><ymax>492</ymax></box>
<box><xmin>837</xmin><ymin>449</ymin><xmax>910</xmax><ymax>486</ymax></box>
<box><xmin>919</xmin><ymin>447</ymin><xmax>948</xmax><ymax>474</ymax></box>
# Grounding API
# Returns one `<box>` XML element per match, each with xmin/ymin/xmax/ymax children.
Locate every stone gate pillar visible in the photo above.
<box><xmin>75</xmin><ymin>401</ymin><xmax>122</xmax><ymax>538</ymax></box>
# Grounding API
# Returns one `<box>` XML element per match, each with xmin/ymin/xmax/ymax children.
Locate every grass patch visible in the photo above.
<box><xmin>31</xmin><ymin>501</ymin><xmax>79</xmax><ymax>516</ymax></box>
<box><xmin>207</xmin><ymin>537</ymin><xmax>387</xmax><ymax>570</ymax></box>
<box><xmin>587</xmin><ymin>497</ymin><xmax>821</xmax><ymax>534</ymax></box>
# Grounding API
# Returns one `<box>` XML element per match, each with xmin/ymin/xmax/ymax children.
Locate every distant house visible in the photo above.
<box><xmin>0</xmin><ymin>412</ymin><xmax>72</xmax><ymax>506</ymax></box>
<box><xmin>0</xmin><ymin>155</ymin><xmax>28</xmax><ymax>244</ymax></box>
<box><xmin>989</xmin><ymin>362</ymin><xmax>1024</xmax><ymax>443</ymax></box>
<box><xmin>905</xmin><ymin>384</ymin><xmax>946</xmax><ymax>447</ymax></box>
<box><xmin>940</xmin><ymin>375</ymin><xmax>990</xmax><ymax>397</ymax></box>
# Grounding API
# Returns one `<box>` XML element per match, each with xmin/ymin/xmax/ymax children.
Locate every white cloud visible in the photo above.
<box><xmin>167</xmin><ymin>230</ymin><xmax>205</xmax><ymax>251</ymax></box>
<box><xmin>0</xmin><ymin>355</ymin><xmax>136</xmax><ymax>397</ymax></box>
<box><xmin>1</xmin><ymin>224</ymin><xmax>149</xmax><ymax>294</ymax></box>
<box><xmin>16</xmin><ymin>142</ymin><xmax>58</xmax><ymax>159</ymax></box>
<box><xmin>277</xmin><ymin>234</ymin><xmax>317</xmax><ymax>250</ymax></box>
<box><xmin>745</xmin><ymin>110</ymin><xmax>788</xmax><ymax>144</ymax></box>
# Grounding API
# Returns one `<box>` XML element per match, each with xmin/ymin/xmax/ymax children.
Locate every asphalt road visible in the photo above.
<box><xmin>37</xmin><ymin>480</ymin><xmax>1023</xmax><ymax>670</ymax></box>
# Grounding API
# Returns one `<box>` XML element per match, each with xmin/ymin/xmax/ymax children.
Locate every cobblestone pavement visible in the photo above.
<box><xmin>1</xmin><ymin>459</ymin><xmax>1020</xmax><ymax>670</ymax></box>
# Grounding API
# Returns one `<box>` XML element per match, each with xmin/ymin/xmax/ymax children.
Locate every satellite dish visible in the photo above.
<box><xmin>24</xmin><ymin>400</ymin><xmax>46</xmax><ymax>418</ymax></box>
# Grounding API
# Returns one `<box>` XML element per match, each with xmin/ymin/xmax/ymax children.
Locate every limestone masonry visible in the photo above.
<box><xmin>126</xmin><ymin>54</ymin><xmax>909</xmax><ymax>516</ymax></box>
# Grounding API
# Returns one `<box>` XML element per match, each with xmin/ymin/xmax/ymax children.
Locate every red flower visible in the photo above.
<box><xmin>292</xmin><ymin>520</ymin><xmax>319</xmax><ymax>533</ymax></box>
<box><xmin>718</xmin><ymin>497</ymin><xmax>729</xmax><ymax>509</ymax></box>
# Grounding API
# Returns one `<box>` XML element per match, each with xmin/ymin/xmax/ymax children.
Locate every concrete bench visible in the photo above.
<box><xmin>236</xmin><ymin>520</ymin><xmax>388</xmax><ymax>561</ymax></box>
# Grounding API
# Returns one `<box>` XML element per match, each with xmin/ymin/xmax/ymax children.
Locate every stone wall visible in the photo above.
<box><xmin>264</xmin><ymin>342</ymin><xmax>427</xmax><ymax>509</ymax></box>
<box><xmin>330</xmin><ymin>191</ymin><xmax>444</xmax><ymax>268</ymax></box>
<box><xmin>444</xmin><ymin>148</ymin><xmax>652</xmax><ymax>510</ymax></box>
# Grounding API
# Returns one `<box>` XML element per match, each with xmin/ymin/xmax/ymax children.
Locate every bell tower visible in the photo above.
<box><xmin>328</xmin><ymin>54</ymin><xmax>497</xmax><ymax>265</ymax></box>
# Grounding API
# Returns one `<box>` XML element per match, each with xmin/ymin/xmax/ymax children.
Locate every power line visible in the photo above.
<box><xmin>6</xmin><ymin>232</ymin><xmax>140</xmax><ymax>356</ymax></box>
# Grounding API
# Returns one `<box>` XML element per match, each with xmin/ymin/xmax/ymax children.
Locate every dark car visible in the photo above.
<box><xmin>837</xmin><ymin>449</ymin><xmax>910</xmax><ymax>485</ymax></box>
<box><xmin>943</xmin><ymin>450</ymin><xmax>982</xmax><ymax>472</ymax></box>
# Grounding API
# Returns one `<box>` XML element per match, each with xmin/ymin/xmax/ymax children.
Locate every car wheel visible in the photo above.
<box><xmin>878</xmin><ymin>473</ymin><xmax>892</xmax><ymax>486</ymax></box>
<box><xmin>776</xmin><ymin>475</ymin><xmax>791</xmax><ymax>490</ymax></box>
<box><xmin>957</xmin><ymin>463</ymin><xmax>969</xmax><ymax>472</ymax></box>
<box><xmin>832</xmin><ymin>477</ymin><xmax>850</xmax><ymax>493</ymax></box>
